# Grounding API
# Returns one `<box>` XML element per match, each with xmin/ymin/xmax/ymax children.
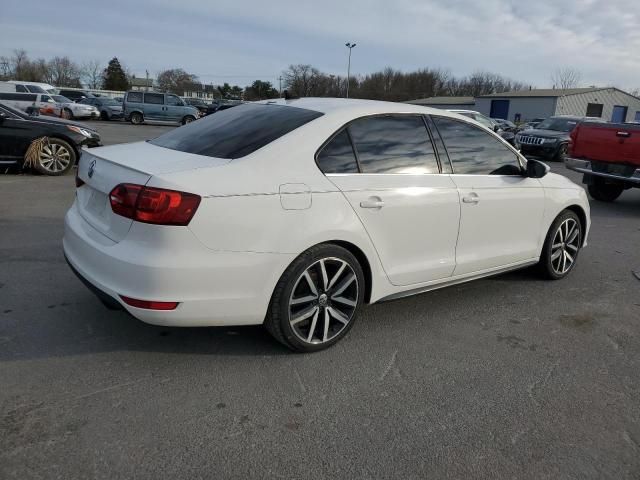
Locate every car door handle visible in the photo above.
<box><xmin>462</xmin><ymin>193</ymin><xmax>480</xmax><ymax>204</ymax></box>
<box><xmin>360</xmin><ymin>197</ymin><xmax>385</xmax><ymax>209</ymax></box>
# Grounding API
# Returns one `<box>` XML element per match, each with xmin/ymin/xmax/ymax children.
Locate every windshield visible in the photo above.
<box><xmin>536</xmin><ymin>118</ymin><xmax>579</xmax><ymax>132</ymax></box>
<box><xmin>150</xmin><ymin>103</ymin><xmax>323</xmax><ymax>159</ymax></box>
<box><xmin>52</xmin><ymin>95</ymin><xmax>72</xmax><ymax>103</ymax></box>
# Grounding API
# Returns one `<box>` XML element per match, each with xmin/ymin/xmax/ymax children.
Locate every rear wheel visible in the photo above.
<box><xmin>130</xmin><ymin>112</ymin><xmax>143</xmax><ymax>125</ymax></box>
<box><xmin>587</xmin><ymin>180</ymin><xmax>623</xmax><ymax>202</ymax></box>
<box><xmin>62</xmin><ymin>108</ymin><xmax>73</xmax><ymax>120</ymax></box>
<box><xmin>32</xmin><ymin>138</ymin><xmax>76</xmax><ymax>176</ymax></box>
<box><xmin>182</xmin><ymin>115</ymin><xmax>196</xmax><ymax>125</ymax></box>
<box><xmin>100</xmin><ymin>110</ymin><xmax>110</xmax><ymax>121</ymax></box>
<box><xmin>265</xmin><ymin>244</ymin><xmax>365</xmax><ymax>352</ymax></box>
<box><xmin>538</xmin><ymin>210</ymin><xmax>582</xmax><ymax>280</ymax></box>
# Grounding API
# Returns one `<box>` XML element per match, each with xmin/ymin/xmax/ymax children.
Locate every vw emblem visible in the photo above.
<box><xmin>88</xmin><ymin>159</ymin><xmax>96</xmax><ymax>178</ymax></box>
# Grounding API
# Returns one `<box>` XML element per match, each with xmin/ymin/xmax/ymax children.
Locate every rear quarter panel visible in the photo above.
<box><xmin>571</xmin><ymin>123</ymin><xmax>640</xmax><ymax>166</ymax></box>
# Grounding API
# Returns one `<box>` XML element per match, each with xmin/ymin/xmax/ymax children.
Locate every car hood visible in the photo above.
<box><xmin>519</xmin><ymin>129</ymin><xmax>569</xmax><ymax>139</ymax></box>
<box><xmin>28</xmin><ymin>114</ymin><xmax>96</xmax><ymax>131</ymax></box>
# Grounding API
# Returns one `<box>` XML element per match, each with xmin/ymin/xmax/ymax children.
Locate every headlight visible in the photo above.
<box><xmin>67</xmin><ymin>125</ymin><xmax>93</xmax><ymax>137</ymax></box>
<box><xmin>543</xmin><ymin>138</ymin><xmax>558</xmax><ymax>144</ymax></box>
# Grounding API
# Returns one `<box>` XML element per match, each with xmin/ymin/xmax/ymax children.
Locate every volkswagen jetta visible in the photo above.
<box><xmin>64</xmin><ymin>98</ymin><xmax>590</xmax><ymax>352</ymax></box>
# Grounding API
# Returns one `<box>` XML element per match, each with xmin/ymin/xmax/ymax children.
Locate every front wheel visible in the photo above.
<box><xmin>588</xmin><ymin>181</ymin><xmax>623</xmax><ymax>202</ymax></box>
<box><xmin>130</xmin><ymin>112</ymin><xmax>143</xmax><ymax>125</ymax></box>
<box><xmin>265</xmin><ymin>244</ymin><xmax>365</xmax><ymax>352</ymax></box>
<box><xmin>182</xmin><ymin>115</ymin><xmax>196</xmax><ymax>125</ymax></box>
<box><xmin>538</xmin><ymin>210</ymin><xmax>582</xmax><ymax>280</ymax></box>
<box><xmin>62</xmin><ymin>108</ymin><xmax>73</xmax><ymax>120</ymax></box>
<box><xmin>554</xmin><ymin>143</ymin><xmax>568</xmax><ymax>162</ymax></box>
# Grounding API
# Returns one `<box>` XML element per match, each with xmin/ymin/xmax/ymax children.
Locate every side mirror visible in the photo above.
<box><xmin>494</xmin><ymin>124</ymin><xmax>501</xmax><ymax>132</ymax></box>
<box><xmin>0</xmin><ymin>112</ymin><xmax>6</xmax><ymax>123</ymax></box>
<box><xmin>526</xmin><ymin>159</ymin><xmax>550</xmax><ymax>178</ymax></box>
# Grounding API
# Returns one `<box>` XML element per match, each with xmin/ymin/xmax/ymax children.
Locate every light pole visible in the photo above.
<box><xmin>345</xmin><ymin>42</ymin><xmax>356</xmax><ymax>98</ymax></box>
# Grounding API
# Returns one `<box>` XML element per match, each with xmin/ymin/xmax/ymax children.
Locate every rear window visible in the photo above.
<box><xmin>150</xmin><ymin>103</ymin><xmax>323</xmax><ymax>159</ymax></box>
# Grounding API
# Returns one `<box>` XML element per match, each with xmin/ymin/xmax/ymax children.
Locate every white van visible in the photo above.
<box><xmin>8</xmin><ymin>81</ymin><xmax>58</xmax><ymax>94</ymax></box>
<box><xmin>0</xmin><ymin>92</ymin><xmax>99</xmax><ymax>118</ymax></box>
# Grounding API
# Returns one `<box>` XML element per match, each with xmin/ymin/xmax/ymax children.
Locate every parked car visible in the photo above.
<box><xmin>57</xmin><ymin>89</ymin><xmax>96</xmax><ymax>102</ymax></box>
<box><xmin>182</xmin><ymin>97</ymin><xmax>209</xmax><ymax>115</ymax></box>
<box><xmin>64</xmin><ymin>98</ymin><xmax>590</xmax><ymax>352</ymax></box>
<box><xmin>0</xmin><ymin>92</ymin><xmax>64</xmax><ymax>117</ymax></box>
<box><xmin>7</xmin><ymin>80</ymin><xmax>57</xmax><ymax>94</ymax></box>
<box><xmin>448</xmin><ymin>109</ymin><xmax>515</xmax><ymax>145</ymax></box>
<box><xmin>51</xmin><ymin>95</ymin><xmax>100</xmax><ymax>119</ymax></box>
<box><xmin>0</xmin><ymin>81</ymin><xmax>46</xmax><ymax>94</ymax></box>
<box><xmin>566</xmin><ymin>121</ymin><xmax>640</xmax><ymax>202</ymax></box>
<box><xmin>0</xmin><ymin>102</ymin><xmax>100</xmax><ymax>175</ymax></box>
<box><xmin>205</xmin><ymin>102</ymin><xmax>240</xmax><ymax>116</ymax></box>
<box><xmin>123</xmin><ymin>91</ymin><xmax>199</xmax><ymax>125</ymax></box>
<box><xmin>78</xmin><ymin>97</ymin><xmax>124</xmax><ymax>120</ymax></box>
<box><xmin>515</xmin><ymin>116</ymin><xmax>603</xmax><ymax>161</ymax></box>
<box><xmin>492</xmin><ymin>118</ymin><xmax>517</xmax><ymax>132</ymax></box>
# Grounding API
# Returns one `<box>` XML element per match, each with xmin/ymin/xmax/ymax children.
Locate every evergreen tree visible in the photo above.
<box><xmin>102</xmin><ymin>57</ymin><xmax>129</xmax><ymax>90</ymax></box>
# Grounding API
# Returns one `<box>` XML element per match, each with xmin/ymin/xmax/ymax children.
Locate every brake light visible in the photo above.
<box><xmin>109</xmin><ymin>183</ymin><xmax>200</xmax><ymax>226</ymax></box>
<box><xmin>120</xmin><ymin>295</ymin><xmax>179</xmax><ymax>310</ymax></box>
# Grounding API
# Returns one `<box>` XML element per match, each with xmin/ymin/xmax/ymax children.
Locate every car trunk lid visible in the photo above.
<box><xmin>76</xmin><ymin>142</ymin><xmax>230</xmax><ymax>242</ymax></box>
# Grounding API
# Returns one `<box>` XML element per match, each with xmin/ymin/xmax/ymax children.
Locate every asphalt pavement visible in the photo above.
<box><xmin>1</xmin><ymin>122</ymin><xmax>639</xmax><ymax>479</ymax></box>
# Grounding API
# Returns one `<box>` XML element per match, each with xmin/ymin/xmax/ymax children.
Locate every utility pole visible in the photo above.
<box><xmin>145</xmin><ymin>69</ymin><xmax>149</xmax><ymax>92</ymax></box>
<box><xmin>278</xmin><ymin>76</ymin><xmax>283</xmax><ymax>97</ymax></box>
<box><xmin>345</xmin><ymin>42</ymin><xmax>356</xmax><ymax>98</ymax></box>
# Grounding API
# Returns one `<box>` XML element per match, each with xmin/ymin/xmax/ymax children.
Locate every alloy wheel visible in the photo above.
<box><xmin>550</xmin><ymin>218</ymin><xmax>580</xmax><ymax>275</ymax></box>
<box><xmin>39</xmin><ymin>142</ymin><xmax>72</xmax><ymax>174</ymax></box>
<box><xmin>288</xmin><ymin>257</ymin><xmax>359</xmax><ymax>344</ymax></box>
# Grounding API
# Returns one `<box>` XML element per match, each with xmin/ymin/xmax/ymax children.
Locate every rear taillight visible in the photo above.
<box><xmin>109</xmin><ymin>183</ymin><xmax>201</xmax><ymax>226</ymax></box>
<box><xmin>75</xmin><ymin>173</ymin><xmax>85</xmax><ymax>188</ymax></box>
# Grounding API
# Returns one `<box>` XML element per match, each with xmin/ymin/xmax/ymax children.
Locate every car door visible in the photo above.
<box><xmin>165</xmin><ymin>94</ymin><xmax>185</xmax><ymax>122</ymax></box>
<box><xmin>431</xmin><ymin>115</ymin><xmax>545</xmax><ymax>276</ymax></box>
<box><xmin>142</xmin><ymin>92</ymin><xmax>164</xmax><ymax>120</ymax></box>
<box><xmin>0</xmin><ymin>107</ymin><xmax>36</xmax><ymax>160</ymax></box>
<box><xmin>319</xmin><ymin>115</ymin><xmax>461</xmax><ymax>286</ymax></box>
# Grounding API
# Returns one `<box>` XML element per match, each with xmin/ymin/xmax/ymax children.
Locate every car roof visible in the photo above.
<box><xmin>256</xmin><ymin>97</ymin><xmax>465</xmax><ymax>119</ymax></box>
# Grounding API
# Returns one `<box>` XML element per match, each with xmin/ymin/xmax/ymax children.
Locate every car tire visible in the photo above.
<box><xmin>130</xmin><ymin>112</ymin><xmax>143</xmax><ymax>125</ymax></box>
<box><xmin>100</xmin><ymin>110</ymin><xmax>110</xmax><ymax>121</ymax></box>
<box><xmin>32</xmin><ymin>138</ymin><xmax>77</xmax><ymax>176</ymax></box>
<box><xmin>587</xmin><ymin>181</ymin><xmax>624</xmax><ymax>202</ymax></box>
<box><xmin>62</xmin><ymin>108</ymin><xmax>74</xmax><ymax>120</ymax></box>
<box><xmin>265</xmin><ymin>244</ymin><xmax>365</xmax><ymax>352</ymax></box>
<box><xmin>182</xmin><ymin>115</ymin><xmax>196</xmax><ymax>125</ymax></box>
<box><xmin>538</xmin><ymin>210</ymin><xmax>582</xmax><ymax>280</ymax></box>
<box><xmin>554</xmin><ymin>143</ymin><xmax>568</xmax><ymax>162</ymax></box>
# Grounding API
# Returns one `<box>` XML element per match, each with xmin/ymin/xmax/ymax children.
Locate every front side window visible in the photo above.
<box><xmin>144</xmin><ymin>93</ymin><xmax>164</xmax><ymax>105</ymax></box>
<box><xmin>348</xmin><ymin>115</ymin><xmax>439</xmax><ymax>174</ymax></box>
<box><xmin>166</xmin><ymin>95</ymin><xmax>183</xmax><ymax>106</ymax></box>
<box><xmin>433</xmin><ymin>116</ymin><xmax>522</xmax><ymax>175</ymax></box>
<box><xmin>150</xmin><ymin>103</ymin><xmax>323</xmax><ymax>159</ymax></box>
<box><xmin>317</xmin><ymin>130</ymin><xmax>359</xmax><ymax>174</ymax></box>
<box><xmin>41</xmin><ymin>95</ymin><xmax>53</xmax><ymax>103</ymax></box>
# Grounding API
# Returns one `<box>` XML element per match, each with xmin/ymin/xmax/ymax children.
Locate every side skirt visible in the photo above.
<box><xmin>377</xmin><ymin>259</ymin><xmax>539</xmax><ymax>303</ymax></box>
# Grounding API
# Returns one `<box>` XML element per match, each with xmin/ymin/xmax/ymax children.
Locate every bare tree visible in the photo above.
<box><xmin>82</xmin><ymin>60</ymin><xmax>103</xmax><ymax>89</ymax></box>
<box><xmin>551</xmin><ymin>68</ymin><xmax>582</xmax><ymax>90</ymax></box>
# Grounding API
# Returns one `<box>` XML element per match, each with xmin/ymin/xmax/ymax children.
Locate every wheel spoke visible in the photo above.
<box><xmin>291</xmin><ymin>305</ymin><xmax>318</xmax><ymax>326</ymax></box>
<box><xmin>328</xmin><ymin>306</ymin><xmax>350</xmax><ymax>325</ymax></box>
<box><xmin>303</xmin><ymin>271</ymin><xmax>318</xmax><ymax>296</ymax></box>
<box><xmin>306</xmin><ymin>308</ymin><xmax>320</xmax><ymax>343</ymax></box>
<box><xmin>332</xmin><ymin>273</ymin><xmax>355</xmax><ymax>297</ymax></box>
<box><xmin>319</xmin><ymin>259</ymin><xmax>329</xmax><ymax>290</ymax></box>
<box><xmin>552</xmin><ymin>243</ymin><xmax>563</xmax><ymax>250</ymax></box>
<box><xmin>567</xmin><ymin>228</ymin><xmax>579</xmax><ymax>244</ymax></box>
<box><xmin>322</xmin><ymin>308</ymin><xmax>330</xmax><ymax>342</ymax></box>
<box><xmin>565</xmin><ymin>250</ymin><xmax>574</xmax><ymax>265</ymax></box>
<box><xmin>562</xmin><ymin>251</ymin><xmax>567</xmax><ymax>272</ymax></box>
<box><xmin>566</xmin><ymin>243</ymin><xmax>578</xmax><ymax>252</ymax></box>
<box><xmin>331</xmin><ymin>295</ymin><xmax>356</xmax><ymax>307</ymax></box>
<box><xmin>290</xmin><ymin>295</ymin><xmax>317</xmax><ymax>306</ymax></box>
<box><xmin>328</xmin><ymin>262</ymin><xmax>347</xmax><ymax>289</ymax></box>
<box><xmin>551</xmin><ymin>249</ymin><xmax>563</xmax><ymax>261</ymax></box>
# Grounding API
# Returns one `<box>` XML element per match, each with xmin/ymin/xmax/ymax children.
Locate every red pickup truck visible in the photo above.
<box><xmin>566</xmin><ymin>121</ymin><xmax>640</xmax><ymax>202</ymax></box>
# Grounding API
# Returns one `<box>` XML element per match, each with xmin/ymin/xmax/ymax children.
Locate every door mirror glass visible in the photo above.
<box><xmin>526</xmin><ymin>159</ymin><xmax>550</xmax><ymax>178</ymax></box>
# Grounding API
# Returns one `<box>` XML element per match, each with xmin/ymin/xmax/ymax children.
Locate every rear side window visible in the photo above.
<box><xmin>348</xmin><ymin>115</ymin><xmax>439</xmax><ymax>174</ymax></box>
<box><xmin>127</xmin><ymin>92</ymin><xmax>143</xmax><ymax>103</ymax></box>
<box><xmin>26</xmin><ymin>85</ymin><xmax>46</xmax><ymax>93</ymax></box>
<box><xmin>144</xmin><ymin>93</ymin><xmax>164</xmax><ymax>105</ymax></box>
<box><xmin>317</xmin><ymin>130</ymin><xmax>359</xmax><ymax>174</ymax></box>
<box><xmin>15</xmin><ymin>85</ymin><xmax>27</xmax><ymax>92</ymax></box>
<box><xmin>150</xmin><ymin>103</ymin><xmax>323</xmax><ymax>159</ymax></box>
<box><xmin>433</xmin><ymin>116</ymin><xmax>522</xmax><ymax>175</ymax></box>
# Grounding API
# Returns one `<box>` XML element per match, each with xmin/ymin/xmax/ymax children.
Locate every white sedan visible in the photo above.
<box><xmin>64</xmin><ymin>98</ymin><xmax>590</xmax><ymax>352</ymax></box>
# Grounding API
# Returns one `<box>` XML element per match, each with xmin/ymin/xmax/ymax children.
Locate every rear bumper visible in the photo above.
<box><xmin>63</xmin><ymin>201</ymin><xmax>294</xmax><ymax>327</ymax></box>
<box><xmin>565</xmin><ymin>157</ymin><xmax>640</xmax><ymax>186</ymax></box>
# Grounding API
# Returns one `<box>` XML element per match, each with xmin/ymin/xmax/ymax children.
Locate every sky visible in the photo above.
<box><xmin>1</xmin><ymin>0</ymin><xmax>639</xmax><ymax>91</ymax></box>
